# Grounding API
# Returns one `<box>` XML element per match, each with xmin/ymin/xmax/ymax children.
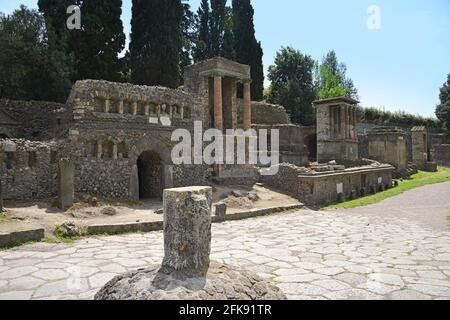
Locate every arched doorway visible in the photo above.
<box><xmin>306</xmin><ymin>134</ymin><xmax>317</xmax><ymax>162</ymax></box>
<box><xmin>137</xmin><ymin>151</ymin><xmax>163</xmax><ymax>199</ymax></box>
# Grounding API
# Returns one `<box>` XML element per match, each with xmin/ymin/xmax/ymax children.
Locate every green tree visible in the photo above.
<box><xmin>130</xmin><ymin>0</ymin><xmax>183</xmax><ymax>88</ymax></box>
<box><xmin>318</xmin><ymin>50</ymin><xmax>358</xmax><ymax>99</ymax></box>
<box><xmin>192</xmin><ymin>0</ymin><xmax>210</xmax><ymax>61</ymax></box>
<box><xmin>180</xmin><ymin>0</ymin><xmax>195</xmax><ymax>77</ymax></box>
<box><xmin>0</xmin><ymin>6</ymin><xmax>72</xmax><ymax>102</ymax></box>
<box><xmin>435</xmin><ymin>74</ymin><xmax>450</xmax><ymax>133</ymax></box>
<box><xmin>221</xmin><ymin>7</ymin><xmax>235</xmax><ymax>60</ymax></box>
<box><xmin>37</xmin><ymin>0</ymin><xmax>74</xmax><ymax>52</ymax></box>
<box><xmin>267</xmin><ymin>47</ymin><xmax>317</xmax><ymax>125</ymax></box>
<box><xmin>232</xmin><ymin>0</ymin><xmax>264</xmax><ymax>100</ymax></box>
<box><xmin>209</xmin><ymin>0</ymin><xmax>227</xmax><ymax>57</ymax></box>
<box><xmin>72</xmin><ymin>0</ymin><xmax>126</xmax><ymax>81</ymax></box>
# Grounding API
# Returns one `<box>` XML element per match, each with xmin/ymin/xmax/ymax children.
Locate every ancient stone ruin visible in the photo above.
<box><xmin>0</xmin><ymin>56</ymin><xmax>447</xmax><ymax>209</ymax></box>
<box><xmin>95</xmin><ymin>186</ymin><xmax>286</xmax><ymax>300</ymax></box>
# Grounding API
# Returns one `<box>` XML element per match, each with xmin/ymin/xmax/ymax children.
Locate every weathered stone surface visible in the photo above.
<box><xmin>162</xmin><ymin>186</ymin><xmax>212</xmax><ymax>276</ymax></box>
<box><xmin>95</xmin><ymin>261</ymin><xmax>286</xmax><ymax>300</ymax></box>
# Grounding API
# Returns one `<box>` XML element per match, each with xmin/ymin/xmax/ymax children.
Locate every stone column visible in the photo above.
<box><xmin>104</xmin><ymin>99</ymin><xmax>110</xmax><ymax>113</ymax></box>
<box><xmin>243</xmin><ymin>81</ymin><xmax>252</xmax><ymax>130</ymax></box>
<box><xmin>144</xmin><ymin>104</ymin><xmax>150</xmax><ymax>116</ymax></box>
<box><xmin>58</xmin><ymin>158</ymin><xmax>74</xmax><ymax>210</ymax></box>
<box><xmin>231</xmin><ymin>80</ymin><xmax>238</xmax><ymax>130</ymax></box>
<box><xmin>96</xmin><ymin>141</ymin><xmax>102</xmax><ymax>159</ymax></box>
<box><xmin>353</xmin><ymin>107</ymin><xmax>357</xmax><ymax>139</ymax></box>
<box><xmin>162</xmin><ymin>186</ymin><xmax>212</xmax><ymax>276</ymax></box>
<box><xmin>112</xmin><ymin>143</ymin><xmax>118</xmax><ymax>160</ymax></box>
<box><xmin>214</xmin><ymin>76</ymin><xmax>223</xmax><ymax>130</ymax></box>
<box><xmin>180</xmin><ymin>104</ymin><xmax>185</xmax><ymax>119</ymax></box>
<box><xmin>132</xmin><ymin>102</ymin><xmax>138</xmax><ymax>116</ymax></box>
<box><xmin>118</xmin><ymin>100</ymin><xmax>124</xmax><ymax>114</ymax></box>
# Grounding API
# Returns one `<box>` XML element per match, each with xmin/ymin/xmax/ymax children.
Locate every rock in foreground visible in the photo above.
<box><xmin>95</xmin><ymin>261</ymin><xmax>286</xmax><ymax>300</ymax></box>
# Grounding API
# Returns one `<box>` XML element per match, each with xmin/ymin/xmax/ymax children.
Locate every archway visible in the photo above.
<box><xmin>137</xmin><ymin>150</ymin><xmax>163</xmax><ymax>199</ymax></box>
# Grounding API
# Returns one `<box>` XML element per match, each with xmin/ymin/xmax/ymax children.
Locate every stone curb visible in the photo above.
<box><xmin>86</xmin><ymin>204</ymin><xmax>303</xmax><ymax>236</ymax></box>
<box><xmin>0</xmin><ymin>228</ymin><xmax>45</xmax><ymax>248</ymax></box>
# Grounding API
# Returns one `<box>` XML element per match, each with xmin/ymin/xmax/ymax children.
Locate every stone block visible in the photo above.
<box><xmin>214</xmin><ymin>202</ymin><xmax>227</xmax><ymax>220</ymax></box>
<box><xmin>58</xmin><ymin>158</ymin><xmax>74</xmax><ymax>210</ymax></box>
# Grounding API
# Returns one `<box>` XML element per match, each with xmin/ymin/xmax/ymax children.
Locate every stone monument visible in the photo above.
<box><xmin>95</xmin><ymin>186</ymin><xmax>286</xmax><ymax>300</ymax></box>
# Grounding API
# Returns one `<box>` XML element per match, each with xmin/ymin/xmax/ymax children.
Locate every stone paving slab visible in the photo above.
<box><xmin>0</xmin><ymin>183</ymin><xmax>449</xmax><ymax>300</ymax></box>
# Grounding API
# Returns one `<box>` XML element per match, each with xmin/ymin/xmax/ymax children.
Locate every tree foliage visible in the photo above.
<box><xmin>232</xmin><ymin>0</ymin><xmax>264</xmax><ymax>100</ymax></box>
<box><xmin>39</xmin><ymin>0</ymin><xmax>126</xmax><ymax>82</ymax></box>
<box><xmin>435</xmin><ymin>74</ymin><xmax>450</xmax><ymax>132</ymax></box>
<box><xmin>317</xmin><ymin>50</ymin><xmax>358</xmax><ymax>99</ymax></box>
<box><xmin>192</xmin><ymin>0</ymin><xmax>211</xmax><ymax>61</ymax></box>
<box><xmin>130</xmin><ymin>0</ymin><xmax>183</xmax><ymax>88</ymax></box>
<box><xmin>267</xmin><ymin>47</ymin><xmax>316</xmax><ymax>125</ymax></box>
<box><xmin>0</xmin><ymin>6</ymin><xmax>72</xmax><ymax>102</ymax></box>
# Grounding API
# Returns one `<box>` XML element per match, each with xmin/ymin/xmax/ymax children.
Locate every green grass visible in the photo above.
<box><xmin>323</xmin><ymin>167</ymin><xmax>450</xmax><ymax>210</ymax></box>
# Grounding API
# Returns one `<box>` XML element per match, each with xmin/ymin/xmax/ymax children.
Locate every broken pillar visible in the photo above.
<box><xmin>162</xmin><ymin>186</ymin><xmax>212</xmax><ymax>276</ymax></box>
<box><xmin>58</xmin><ymin>158</ymin><xmax>74</xmax><ymax>210</ymax></box>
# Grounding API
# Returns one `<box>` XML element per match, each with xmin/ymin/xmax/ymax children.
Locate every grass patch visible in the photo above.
<box><xmin>323</xmin><ymin>167</ymin><xmax>450</xmax><ymax>210</ymax></box>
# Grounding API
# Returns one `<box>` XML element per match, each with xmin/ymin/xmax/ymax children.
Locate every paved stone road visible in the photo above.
<box><xmin>0</xmin><ymin>183</ymin><xmax>449</xmax><ymax>300</ymax></box>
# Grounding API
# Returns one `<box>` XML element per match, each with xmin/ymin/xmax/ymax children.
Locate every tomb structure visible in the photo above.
<box><xmin>314</xmin><ymin>97</ymin><xmax>359</xmax><ymax>164</ymax></box>
<box><xmin>367</xmin><ymin>127</ymin><xmax>408</xmax><ymax>177</ymax></box>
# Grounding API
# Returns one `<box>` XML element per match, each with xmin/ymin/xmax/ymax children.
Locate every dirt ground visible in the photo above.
<box><xmin>0</xmin><ymin>184</ymin><xmax>300</xmax><ymax>238</ymax></box>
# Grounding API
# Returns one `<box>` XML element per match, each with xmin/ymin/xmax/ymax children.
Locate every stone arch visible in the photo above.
<box><xmin>137</xmin><ymin>150</ymin><xmax>163</xmax><ymax>199</ymax></box>
<box><xmin>129</xmin><ymin>139</ymin><xmax>173</xmax><ymax>200</ymax></box>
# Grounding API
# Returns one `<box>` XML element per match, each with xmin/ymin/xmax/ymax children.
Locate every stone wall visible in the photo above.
<box><xmin>248</xmin><ymin>102</ymin><xmax>290</xmax><ymax>125</ymax></box>
<box><xmin>367</xmin><ymin>127</ymin><xmax>408</xmax><ymax>174</ymax></box>
<box><xmin>0</xmin><ymin>139</ymin><xmax>60</xmax><ymax>200</ymax></box>
<box><xmin>66</xmin><ymin>80</ymin><xmax>203</xmax><ymax>126</ymax></box>
<box><xmin>0</xmin><ymin>99</ymin><xmax>70</xmax><ymax>140</ymax></box>
<box><xmin>262</xmin><ymin>163</ymin><xmax>394</xmax><ymax>206</ymax></box>
<box><xmin>434</xmin><ymin>145</ymin><xmax>450</xmax><ymax>167</ymax></box>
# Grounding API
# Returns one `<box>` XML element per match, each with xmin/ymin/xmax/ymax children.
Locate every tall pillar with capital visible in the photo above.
<box><xmin>353</xmin><ymin>107</ymin><xmax>357</xmax><ymax>138</ymax></box>
<box><xmin>243</xmin><ymin>81</ymin><xmax>252</xmax><ymax>130</ymax></box>
<box><xmin>214</xmin><ymin>76</ymin><xmax>223</xmax><ymax>130</ymax></box>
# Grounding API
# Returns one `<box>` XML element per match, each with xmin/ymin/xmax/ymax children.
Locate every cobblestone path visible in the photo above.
<box><xmin>0</xmin><ymin>183</ymin><xmax>449</xmax><ymax>300</ymax></box>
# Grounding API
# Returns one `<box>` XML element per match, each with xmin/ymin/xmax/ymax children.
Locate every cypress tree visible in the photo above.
<box><xmin>130</xmin><ymin>0</ymin><xmax>183</xmax><ymax>88</ymax></box>
<box><xmin>210</xmin><ymin>0</ymin><xmax>227</xmax><ymax>57</ymax></box>
<box><xmin>221</xmin><ymin>7</ymin><xmax>235</xmax><ymax>60</ymax></box>
<box><xmin>74</xmin><ymin>0</ymin><xmax>126</xmax><ymax>81</ymax></box>
<box><xmin>232</xmin><ymin>0</ymin><xmax>264</xmax><ymax>100</ymax></box>
<box><xmin>193</xmin><ymin>0</ymin><xmax>210</xmax><ymax>61</ymax></box>
<box><xmin>180</xmin><ymin>0</ymin><xmax>195</xmax><ymax>81</ymax></box>
<box><xmin>37</xmin><ymin>0</ymin><xmax>74</xmax><ymax>52</ymax></box>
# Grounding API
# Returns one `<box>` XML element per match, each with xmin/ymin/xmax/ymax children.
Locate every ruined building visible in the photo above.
<box><xmin>2</xmin><ymin>57</ymin><xmax>444</xmax><ymax>208</ymax></box>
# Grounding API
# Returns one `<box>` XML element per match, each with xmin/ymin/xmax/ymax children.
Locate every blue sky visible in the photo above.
<box><xmin>2</xmin><ymin>0</ymin><xmax>449</xmax><ymax>117</ymax></box>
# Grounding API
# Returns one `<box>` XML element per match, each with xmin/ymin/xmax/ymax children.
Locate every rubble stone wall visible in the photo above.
<box><xmin>0</xmin><ymin>139</ymin><xmax>60</xmax><ymax>200</ymax></box>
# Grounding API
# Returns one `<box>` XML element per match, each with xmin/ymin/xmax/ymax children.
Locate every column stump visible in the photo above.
<box><xmin>95</xmin><ymin>186</ymin><xmax>286</xmax><ymax>300</ymax></box>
